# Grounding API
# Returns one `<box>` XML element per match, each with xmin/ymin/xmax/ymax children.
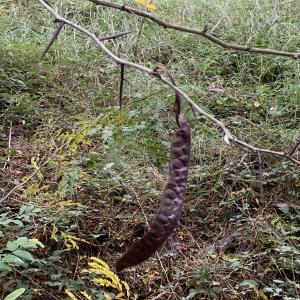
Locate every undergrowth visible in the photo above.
<box><xmin>0</xmin><ymin>0</ymin><xmax>299</xmax><ymax>299</ymax></box>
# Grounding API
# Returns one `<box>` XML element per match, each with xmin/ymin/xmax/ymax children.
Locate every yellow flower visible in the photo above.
<box><xmin>134</xmin><ymin>0</ymin><xmax>157</xmax><ymax>11</ymax></box>
<box><xmin>83</xmin><ymin>257</ymin><xmax>132</xmax><ymax>299</ymax></box>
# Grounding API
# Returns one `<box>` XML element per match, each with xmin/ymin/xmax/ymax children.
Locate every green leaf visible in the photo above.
<box><xmin>238</xmin><ymin>279</ymin><xmax>257</xmax><ymax>288</ymax></box>
<box><xmin>13</xmin><ymin>249</ymin><xmax>35</xmax><ymax>262</ymax></box>
<box><xmin>22</xmin><ymin>238</ymin><xmax>45</xmax><ymax>249</ymax></box>
<box><xmin>15</xmin><ymin>237</ymin><xmax>28</xmax><ymax>247</ymax></box>
<box><xmin>2</xmin><ymin>254</ymin><xmax>25</xmax><ymax>265</ymax></box>
<box><xmin>19</xmin><ymin>205</ymin><xmax>35</xmax><ymax>215</ymax></box>
<box><xmin>12</xmin><ymin>220</ymin><xmax>23</xmax><ymax>226</ymax></box>
<box><xmin>4</xmin><ymin>288</ymin><xmax>26</xmax><ymax>300</ymax></box>
<box><xmin>6</xmin><ymin>241</ymin><xmax>19</xmax><ymax>252</ymax></box>
<box><xmin>0</xmin><ymin>219</ymin><xmax>23</xmax><ymax>226</ymax></box>
<box><xmin>216</xmin><ymin>99</ymin><xmax>223</xmax><ymax>105</ymax></box>
<box><xmin>0</xmin><ymin>262</ymin><xmax>12</xmax><ymax>272</ymax></box>
<box><xmin>186</xmin><ymin>288</ymin><xmax>206</xmax><ymax>299</ymax></box>
<box><xmin>103</xmin><ymin>162</ymin><xmax>114</xmax><ymax>171</ymax></box>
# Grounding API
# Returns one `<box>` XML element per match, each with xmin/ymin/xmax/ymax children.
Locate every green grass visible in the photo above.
<box><xmin>0</xmin><ymin>0</ymin><xmax>299</xmax><ymax>299</ymax></box>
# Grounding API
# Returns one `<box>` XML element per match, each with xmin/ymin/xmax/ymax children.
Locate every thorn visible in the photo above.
<box><xmin>40</xmin><ymin>21</ymin><xmax>65</xmax><ymax>60</ymax></box>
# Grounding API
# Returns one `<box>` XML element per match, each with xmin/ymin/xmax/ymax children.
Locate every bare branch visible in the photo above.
<box><xmin>289</xmin><ymin>138</ymin><xmax>300</xmax><ymax>156</ymax></box>
<box><xmin>40</xmin><ymin>21</ymin><xmax>65</xmax><ymax>60</ymax></box>
<box><xmin>98</xmin><ymin>31</ymin><xmax>131</xmax><ymax>41</ymax></box>
<box><xmin>89</xmin><ymin>0</ymin><xmax>300</xmax><ymax>60</ymax></box>
<box><xmin>36</xmin><ymin>0</ymin><xmax>300</xmax><ymax>165</ymax></box>
<box><xmin>119</xmin><ymin>63</ymin><xmax>125</xmax><ymax>110</ymax></box>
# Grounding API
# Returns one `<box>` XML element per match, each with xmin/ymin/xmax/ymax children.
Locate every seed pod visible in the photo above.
<box><xmin>116</xmin><ymin>114</ymin><xmax>191</xmax><ymax>272</ymax></box>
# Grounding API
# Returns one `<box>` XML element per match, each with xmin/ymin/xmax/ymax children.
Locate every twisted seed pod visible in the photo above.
<box><xmin>116</xmin><ymin>114</ymin><xmax>191</xmax><ymax>272</ymax></box>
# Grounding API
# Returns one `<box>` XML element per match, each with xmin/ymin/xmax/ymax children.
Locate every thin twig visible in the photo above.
<box><xmin>41</xmin><ymin>21</ymin><xmax>65</xmax><ymax>60</ymax></box>
<box><xmin>36</xmin><ymin>0</ymin><xmax>300</xmax><ymax>165</ymax></box>
<box><xmin>98</xmin><ymin>31</ymin><xmax>132</xmax><ymax>41</ymax></box>
<box><xmin>119</xmin><ymin>63</ymin><xmax>125</xmax><ymax>110</ymax></box>
<box><xmin>89</xmin><ymin>0</ymin><xmax>300</xmax><ymax>60</ymax></box>
<box><xmin>152</xmin><ymin>63</ymin><xmax>196</xmax><ymax>118</ymax></box>
<box><xmin>132</xmin><ymin>17</ymin><xmax>145</xmax><ymax>58</ymax></box>
<box><xmin>289</xmin><ymin>138</ymin><xmax>300</xmax><ymax>156</ymax></box>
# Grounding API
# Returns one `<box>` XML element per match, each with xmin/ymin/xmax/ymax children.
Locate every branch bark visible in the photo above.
<box><xmin>89</xmin><ymin>0</ymin><xmax>300</xmax><ymax>60</ymax></box>
<box><xmin>289</xmin><ymin>138</ymin><xmax>300</xmax><ymax>156</ymax></box>
<box><xmin>98</xmin><ymin>31</ymin><xmax>131</xmax><ymax>41</ymax></box>
<box><xmin>40</xmin><ymin>21</ymin><xmax>65</xmax><ymax>60</ymax></box>
<box><xmin>119</xmin><ymin>63</ymin><xmax>125</xmax><ymax>110</ymax></box>
<box><xmin>37</xmin><ymin>0</ymin><xmax>300</xmax><ymax>165</ymax></box>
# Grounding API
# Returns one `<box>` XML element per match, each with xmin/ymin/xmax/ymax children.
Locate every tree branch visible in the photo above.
<box><xmin>36</xmin><ymin>0</ymin><xmax>300</xmax><ymax>165</ymax></box>
<box><xmin>98</xmin><ymin>31</ymin><xmax>131</xmax><ymax>41</ymax></box>
<box><xmin>40</xmin><ymin>21</ymin><xmax>65</xmax><ymax>60</ymax></box>
<box><xmin>289</xmin><ymin>138</ymin><xmax>300</xmax><ymax>156</ymax></box>
<box><xmin>119</xmin><ymin>63</ymin><xmax>125</xmax><ymax>110</ymax></box>
<box><xmin>88</xmin><ymin>0</ymin><xmax>300</xmax><ymax>60</ymax></box>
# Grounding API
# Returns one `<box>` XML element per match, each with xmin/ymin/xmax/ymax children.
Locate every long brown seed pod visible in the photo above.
<box><xmin>116</xmin><ymin>113</ymin><xmax>191</xmax><ymax>272</ymax></box>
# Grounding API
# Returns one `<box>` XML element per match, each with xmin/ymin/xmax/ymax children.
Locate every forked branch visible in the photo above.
<box><xmin>37</xmin><ymin>0</ymin><xmax>300</xmax><ymax>165</ymax></box>
<box><xmin>89</xmin><ymin>0</ymin><xmax>300</xmax><ymax>60</ymax></box>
